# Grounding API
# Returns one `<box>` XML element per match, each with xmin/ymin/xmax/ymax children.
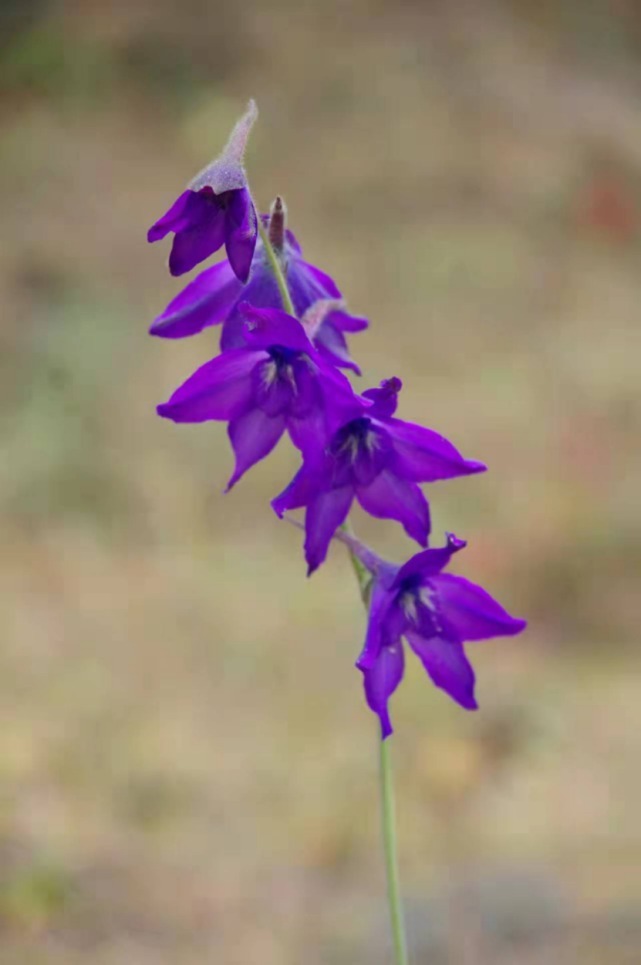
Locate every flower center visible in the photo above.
<box><xmin>398</xmin><ymin>580</ymin><xmax>443</xmax><ymax>635</ymax></box>
<box><xmin>328</xmin><ymin>417</ymin><xmax>390</xmax><ymax>487</ymax></box>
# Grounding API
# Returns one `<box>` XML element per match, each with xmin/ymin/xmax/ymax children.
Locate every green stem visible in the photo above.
<box><xmin>379</xmin><ymin>737</ymin><xmax>409</xmax><ymax>965</ymax></box>
<box><xmin>260</xmin><ymin>218</ymin><xmax>409</xmax><ymax>965</ymax></box>
<box><xmin>257</xmin><ymin>217</ymin><xmax>296</xmax><ymax>316</ymax></box>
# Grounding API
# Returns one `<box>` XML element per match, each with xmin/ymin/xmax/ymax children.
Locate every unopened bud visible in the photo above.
<box><xmin>268</xmin><ymin>196</ymin><xmax>287</xmax><ymax>251</ymax></box>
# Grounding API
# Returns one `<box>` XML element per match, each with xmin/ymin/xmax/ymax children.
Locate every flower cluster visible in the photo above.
<box><xmin>148</xmin><ymin>102</ymin><xmax>526</xmax><ymax>738</ymax></box>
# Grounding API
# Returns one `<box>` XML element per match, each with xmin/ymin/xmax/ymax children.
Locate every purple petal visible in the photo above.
<box><xmin>406</xmin><ymin>633</ymin><xmax>477</xmax><ymax>710</ymax></box>
<box><xmin>387</xmin><ymin>418</ymin><xmax>486</xmax><ymax>482</ymax></box>
<box><xmin>363</xmin><ymin>640</ymin><xmax>405</xmax><ymax>739</ymax></box>
<box><xmin>224</xmin><ymin>188</ymin><xmax>258</xmax><ymax>283</ymax></box>
<box><xmin>329</xmin><ymin>309</ymin><xmax>369</xmax><ymax>333</ymax></box>
<box><xmin>150</xmin><ymin>260</ymin><xmax>242</xmax><ymax>338</ymax></box>
<box><xmin>240</xmin><ymin>305</ymin><xmax>313</xmax><ymax>353</ymax></box>
<box><xmin>356</xmin><ymin>471</ymin><xmax>430</xmax><ymax>545</ymax></box>
<box><xmin>168</xmin><ymin>200</ymin><xmax>227</xmax><ymax>276</ymax></box>
<box><xmin>392</xmin><ymin>534</ymin><xmax>467</xmax><ymax>589</ymax></box>
<box><xmin>288</xmin><ymin>257</ymin><xmax>341</xmax><ymax>302</ymax></box>
<box><xmin>356</xmin><ymin>580</ymin><xmax>396</xmax><ymax>672</ymax></box>
<box><xmin>148</xmin><ymin>190</ymin><xmax>194</xmax><ymax>242</ymax></box>
<box><xmin>219</xmin><ymin>269</ymin><xmax>282</xmax><ymax>351</ymax></box>
<box><xmin>157</xmin><ymin>349</ymin><xmax>262</xmax><ymax>423</ymax></box>
<box><xmin>226</xmin><ymin>408</ymin><xmax>286</xmax><ymax>490</ymax></box>
<box><xmin>362</xmin><ymin>378</ymin><xmax>402</xmax><ymax>419</ymax></box>
<box><xmin>271</xmin><ymin>463</ymin><xmax>327</xmax><ymax>517</ymax></box>
<box><xmin>305</xmin><ymin>485</ymin><xmax>354</xmax><ymax>575</ymax></box>
<box><xmin>314</xmin><ymin>320</ymin><xmax>361</xmax><ymax>375</ymax></box>
<box><xmin>430</xmin><ymin>574</ymin><xmax>527</xmax><ymax>641</ymax></box>
<box><xmin>287</xmin><ymin>407</ymin><xmax>328</xmax><ymax>456</ymax></box>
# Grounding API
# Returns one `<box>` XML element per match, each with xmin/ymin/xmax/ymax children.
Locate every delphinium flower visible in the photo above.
<box><xmin>150</xmin><ymin>197</ymin><xmax>368</xmax><ymax>374</ymax></box>
<box><xmin>147</xmin><ymin>99</ymin><xmax>527</xmax><ymax>965</ymax></box>
<box><xmin>272</xmin><ymin>377</ymin><xmax>486</xmax><ymax>574</ymax></box>
<box><xmin>148</xmin><ymin>100</ymin><xmax>259</xmax><ymax>281</ymax></box>
<box><xmin>157</xmin><ymin>304</ymin><xmax>362</xmax><ymax>489</ymax></box>
<box><xmin>334</xmin><ymin>530</ymin><xmax>526</xmax><ymax>738</ymax></box>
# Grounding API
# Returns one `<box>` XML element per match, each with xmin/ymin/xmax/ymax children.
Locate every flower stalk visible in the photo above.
<box><xmin>261</xmin><ymin>238</ymin><xmax>411</xmax><ymax>964</ymax></box>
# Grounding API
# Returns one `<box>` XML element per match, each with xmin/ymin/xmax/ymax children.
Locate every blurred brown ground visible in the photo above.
<box><xmin>0</xmin><ymin>1</ymin><xmax>640</xmax><ymax>962</ymax></box>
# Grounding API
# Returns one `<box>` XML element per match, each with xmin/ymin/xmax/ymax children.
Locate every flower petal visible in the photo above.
<box><xmin>387</xmin><ymin>418</ymin><xmax>486</xmax><ymax>482</ymax></box>
<box><xmin>356</xmin><ymin>580</ymin><xmax>397</xmax><ymax>671</ymax></box>
<box><xmin>313</xmin><ymin>320</ymin><xmax>361</xmax><ymax>374</ymax></box>
<box><xmin>329</xmin><ymin>309</ymin><xmax>369</xmax><ymax>333</ymax></box>
<box><xmin>431</xmin><ymin>574</ymin><xmax>527</xmax><ymax>641</ymax></box>
<box><xmin>148</xmin><ymin>190</ymin><xmax>194</xmax><ymax>242</ymax></box>
<box><xmin>362</xmin><ymin>378</ymin><xmax>402</xmax><ymax>418</ymax></box>
<box><xmin>356</xmin><ymin>471</ymin><xmax>430</xmax><ymax>546</ymax></box>
<box><xmin>362</xmin><ymin>640</ymin><xmax>405</xmax><ymax>739</ymax></box>
<box><xmin>271</xmin><ymin>463</ymin><xmax>326</xmax><ymax>517</ymax></box>
<box><xmin>226</xmin><ymin>408</ymin><xmax>286</xmax><ymax>490</ymax></box>
<box><xmin>241</xmin><ymin>305</ymin><xmax>313</xmax><ymax>353</ymax></box>
<box><xmin>305</xmin><ymin>485</ymin><xmax>354</xmax><ymax>575</ymax></box>
<box><xmin>168</xmin><ymin>202</ymin><xmax>227</xmax><ymax>277</ymax></box>
<box><xmin>157</xmin><ymin>349</ymin><xmax>261</xmax><ymax>423</ymax></box>
<box><xmin>288</xmin><ymin>257</ymin><xmax>341</xmax><ymax>302</ymax></box>
<box><xmin>225</xmin><ymin>187</ymin><xmax>257</xmax><ymax>283</ymax></box>
<box><xmin>406</xmin><ymin>632</ymin><xmax>477</xmax><ymax>710</ymax></box>
<box><xmin>150</xmin><ymin>261</ymin><xmax>242</xmax><ymax>338</ymax></box>
<box><xmin>392</xmin><ymin>534</ymin><xmax>467</xmax><ymax>589</ymax></box>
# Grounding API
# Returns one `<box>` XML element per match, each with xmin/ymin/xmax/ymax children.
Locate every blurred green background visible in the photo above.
<box><xmin>1</xmin><ymin>1</ymin><xmax>640</xmax><ymax>962</ymax></box>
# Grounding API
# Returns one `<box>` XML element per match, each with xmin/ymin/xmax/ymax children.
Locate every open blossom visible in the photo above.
<box><xmin>148</xmin><ymin>101</ymin><xmax>258</xmax><ymax>281</ymax></box>
<box><xmin>157</xmin><ymin>305</ymin><xmax>361</xmax><ymax>489</ymax></box>
<box><xmin>149</xmin><ymin>199</ymin><xmax>368</xmax><ymax>373</ymax></box>
<box><xmin>272</xmin><ymin>378</ymin><xmax>485</xmax><ymax>574</ymax></box>
<box><xmin>341</xmin><ymin>532</ymin><xmax>526</xmax><ymax>738</ymax></box>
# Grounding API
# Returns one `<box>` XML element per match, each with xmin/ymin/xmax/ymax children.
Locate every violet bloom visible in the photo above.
<box><xmin>157</xmin><ymin>305</ymin><xmax>361</xmax><ymax>489</ymax></box>
<box><xmin>343</xmin><ymin>532</ymin><xmax>526</xmax><ymax>738</ymax></box>
<box><xmin>148</xmin><ymin>100</ymin><xmax>258</xmax><ymax>281</ymax></box>
<box><xmin>272</xmin><ymin>378</ymin><xmax>485</xmax><ymax>574</ymax></box>
<box><xmin>149</xmin><ymin>198</ymin><xmax>368</xmax><ymax>374</ymax></box>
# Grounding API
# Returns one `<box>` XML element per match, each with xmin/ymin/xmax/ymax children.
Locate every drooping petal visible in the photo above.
<box><xmin>241</xmin><ymin>305</ymin><xmax>314</xmax><ymax>353</ymax></box>
<box><xmin>157</xmin><ymin>349</ymin><xmax>262</xmax><ymax>423</ymax></box>
<box><xmin>430</xmin><ymin>574</ymin><xmax>528</xmax><ymax>642</ymax></box>
<box><xmin>304</xmin><ymin>485</ymin><xmax>354</xmax><ymax>575</ymax></box>
<box><xmin>150</xmin><ymin>260</ymin><xmax>242</xmax><ymax>338</ymax></box>
<box><xmin>406</xmin><ymin>633</ymin><xmax>478</xmax><ymax>710</ymax></box>
<box><xmin>362</xmin><ymin>378</ymin><xmax>402</xmax><ymax>419</ymax></box>
<box><xmin>362</xmin><ymin>640</ymin><xmax>405</xmax><ymax>739</ymax></box>
<box><xmin>226</xmin><ymin>408</ymin><xmax>286</xmax><ymax>490</ymax></box>
<box><xmin>392</xmin><ymin>534</ymin><xmax>467</xmax><ymax>589</ymax></box>
<box><xmin>148</xmin><ymin>190</ymin><xmax>195</xmax><ymax>242</ymax></box>
<box><xmin>355</xmin><ymin>580</ymin><xmax>397</xmax><ymax>671</ymax></box>
<box><xmin>168</xmin><ymin>199</ymin><xmax>227</xmax><ymax>277</ymax></box>
<box><xmin>387</xmin><ymin>418</ymin><xmax>486</xmax><ymax>482</ymax></box>
<box><xmin>271</xmin><ymin>463</ymin><xmax>328</xmax><ymax>517</ymax></box>
<box><xmin>356</xmin><ymin>471</ymin><xmax>430</xmax><ymax>546</ymax></box>
<box><xmin>224</xmin><ymin>187</ymin><xmax>257</xmax><ymax>283</ymax></box>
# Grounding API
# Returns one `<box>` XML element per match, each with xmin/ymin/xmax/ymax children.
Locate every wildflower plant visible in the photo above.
<box><xmin>148</xmin><ymin>100</ymin><xmax>526</xmax><ymax>964</ymax></box>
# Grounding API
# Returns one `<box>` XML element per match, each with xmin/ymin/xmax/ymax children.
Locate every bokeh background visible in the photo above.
<box><xmin>1</xmin><ymin>1</ymin><xmax>640</xmax><ymax>962</ymax></box>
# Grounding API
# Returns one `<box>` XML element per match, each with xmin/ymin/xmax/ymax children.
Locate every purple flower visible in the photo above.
<box><xmin>272</xmin><ymin>378</ymin><xmax>486</xmax><ymax>574</ymax></box>
<box><xmin>149</xmin><ymin>200</ymin><xmax>368</xmax><ymax>374</ymax></box>
<box><xmin>148</xmin><ymin>101</ymin><xmax>258</xmax><ymax>281</ymax></box>
<box><xmin>157</xmin><ymin>305</ymin><xmax>361</xmax><ymax>489</ymax></box>
<box><xmin>342</xmin><ymin>532</ymin><xmax>526</xmax><ymax>738</ymax></box>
